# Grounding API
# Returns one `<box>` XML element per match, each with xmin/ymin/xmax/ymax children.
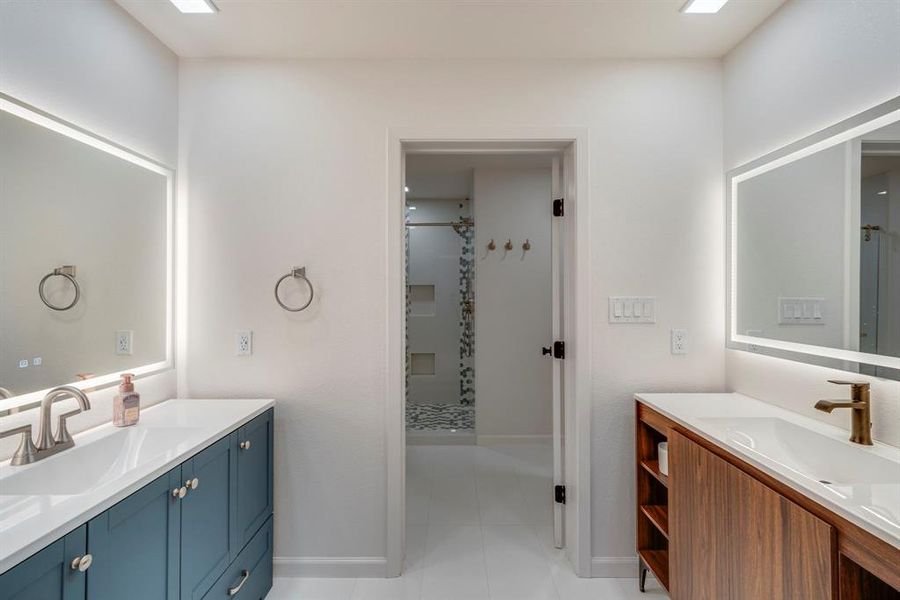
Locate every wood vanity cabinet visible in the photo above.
<box><xmin>0</xmin><ymin>408</ymin><xmax>274</xmax><ymax>600</ymax></box>
<box><xmin>669</xmin><ymin>430</ymin><xmax>833</xmax><ymax>599</ymax></box>
<box><xmin>635</xmin><ymin>401</ymin><xmax>900</xmax><ymax>600</ymax></box>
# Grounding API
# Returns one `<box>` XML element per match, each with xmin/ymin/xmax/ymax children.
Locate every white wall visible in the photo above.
<box><xmin>180</xmin><ymin>59</ymin><xmax>725</xmax><ymax>572</ymax></box>
<box><xmin>724</xmin><ymin>0</ymin><xmax>900</xmax><ymax>447</ymax></box>
<box><xmin>0</xmin><ymin>0</ymin><xmax>178</xmax><ymax>457</ymax></box>
<box><xmin>473</xmin><ymin>168</ymin><xmax>553</xmax><ymax>437</ymax></box>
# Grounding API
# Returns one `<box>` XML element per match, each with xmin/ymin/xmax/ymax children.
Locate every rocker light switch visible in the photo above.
<box><xmin>608</xmin><ymin>297</ymin><xmax>656</xmax><ymax>323</ymax></box>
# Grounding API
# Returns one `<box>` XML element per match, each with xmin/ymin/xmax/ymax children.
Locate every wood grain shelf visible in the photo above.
<box><xmin>640</xmin><ymin>504</ymin><xmax>669</xmax><ymax>539</ymax></box>
<box><xmin>638</xmin><ymin>549</ymin><xmax>670</xmax><ymax>592</ymax></box>
<box><xmin>640</xmin><ymin>459</ymin><xmax>669</xmax><ymax>488</ymax></box>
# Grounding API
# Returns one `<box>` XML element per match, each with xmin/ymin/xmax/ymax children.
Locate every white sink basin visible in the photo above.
<box><xmin>0</xmin><ymin>427</ymin><xmax>203</xmax><ymax>496</ymax></box>
<box><xmin>700</xmin><ymin>417</ymin><xmax>898</xmax><ymax>486</ymax></box>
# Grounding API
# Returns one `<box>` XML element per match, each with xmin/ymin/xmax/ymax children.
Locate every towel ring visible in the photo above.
<box><xmin>39</xmin><ymin>265</ymin><xmax>80</xmax><ymax>311</ymax></box>
<box><xmin>274</xmin><ymin>266</ymin><xmax>314</xmax><ymax>312</ymax></box>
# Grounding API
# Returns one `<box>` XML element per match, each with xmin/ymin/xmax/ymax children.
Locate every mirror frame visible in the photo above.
<box><xmin>0</xmin><ymin>93</ymin><xmax>175</xmax><ymax>414</ymax></box>
<box><xmin>727</xmin><ymin>95</ymin><xmax>900</xmax><ymax>380</ymax></box>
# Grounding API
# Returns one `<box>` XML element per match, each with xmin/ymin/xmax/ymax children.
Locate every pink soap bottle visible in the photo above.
<box><xmin>113</xmin><ymin>373</ymin><xmax>140</xmax><ymax>427</ymax></box>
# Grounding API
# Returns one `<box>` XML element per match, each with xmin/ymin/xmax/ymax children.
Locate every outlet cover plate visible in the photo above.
<box><xmin>671</xmin><ymin>328</ymin><xmax>688</xmax><ymax>355</ymax></box>
<box><xmin>236</xmin><ymin>330</ymin><xmax>253</xmax><ymax>356</ymax></box>
<box><xmin>116</xmin><ymin>330</ymin><xmax>133</xmax><ymax>355</ymax></box>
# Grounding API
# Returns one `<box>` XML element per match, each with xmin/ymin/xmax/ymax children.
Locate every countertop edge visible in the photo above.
<box><xmin>0</xmin><ymin>398</ymin><xmax>275</xmax><ymax>574</ymax></box>
<box><xmin>634</xmin><ymin>392</ymin><xmax>900</xmax><ymax>551</ymax></box>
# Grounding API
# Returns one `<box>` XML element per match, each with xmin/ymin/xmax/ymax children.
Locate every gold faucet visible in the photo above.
<box><xmin>814</xmin><ymin>380</ymin><xmax>873</xmax><ymax>445</ymax></box>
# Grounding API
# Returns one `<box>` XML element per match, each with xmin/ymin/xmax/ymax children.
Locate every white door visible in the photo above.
<box><xmin>551</xmin><ymin>155</ymin><xmax>566</xmax><ymax>548</ymax></box>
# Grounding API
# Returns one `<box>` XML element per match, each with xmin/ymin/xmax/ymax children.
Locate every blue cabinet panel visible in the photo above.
<box><xmin>201</xmin><ymin>516</ymin><xmax>273</xmax><ymax>600</ymax></box>
<box><xmin>180</xmin><ymin>434</ymin><xmax>239</xmax><ymax>600</ymax></box>
<box><xmin>0</xmin><ymin>525</ymin><xmax>86</xmax><ymax>600</ymax></box>
<box><xmin>236</xmin><ymin>408</ymin><xmax>274</xmax><ymax>547</ymax></box>
<box><xmin>87</xmin><ymin>467</ymin><xmax>181</xmax><ymax>600</ymax></box>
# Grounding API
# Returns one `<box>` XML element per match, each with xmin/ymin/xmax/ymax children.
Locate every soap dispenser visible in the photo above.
<box><xmin>113</xmin><ymin>373</ymin><xmax>140</xmax><ymax>427</ymax></box>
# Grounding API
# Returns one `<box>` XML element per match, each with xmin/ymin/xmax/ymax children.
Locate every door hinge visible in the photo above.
<box><xmin>553</xmin><ymin>340</ymin><xmax>565</xmax><ymax>359</ymax></box>
<box><xmin>554</xmin><ymin>485</ymin><xmax>566</xmax><ymax>504</ymax></box>
<box><xmin>553</xmin><ymin>198</ymin><xmax>564</xmax><ymax>217</ymax></box>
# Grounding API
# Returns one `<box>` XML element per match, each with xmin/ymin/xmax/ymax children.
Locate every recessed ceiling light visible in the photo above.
<box><xmin>682</xmin><ymin>0</ymin><xmax>729</xmax><ymax>13</ymax></box>
<box><xmin>878</xmin><ymin>190</ymin><xmax>888</xmax><ymax>195</ymax></box>
<box><xmin>169</xmin><ymin>0</ymin><xmax>217</xmax><ymax>14</ymax></box>
<box><xmin>409</xmin><ymin>206</ymin><xmax>417</xmax><ymax>210</ymax></box>
<box><xmin>404</xmin><ymin>186</ymin><xmax>410</xmax><ymax>192</ymax></box>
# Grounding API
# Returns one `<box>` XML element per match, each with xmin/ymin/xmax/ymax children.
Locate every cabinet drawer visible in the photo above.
<box><xmin>236</xmin><ymin>409</ymin><xmax>274</xmax><ymax>548</ymax></box>
<box><xmin>202</xmin><ymin>515</ymin><xmax>273</xmax><ymax>600</ymax></box>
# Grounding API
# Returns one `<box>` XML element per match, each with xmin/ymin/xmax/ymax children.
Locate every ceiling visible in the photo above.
<box><xmin>115</xmin><ymin>0</ymin><xmax>786</xmax><ymax>60</ymax></box>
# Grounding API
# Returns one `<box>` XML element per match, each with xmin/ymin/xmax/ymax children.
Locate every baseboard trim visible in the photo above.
<box><xmin>476</xmin><ymin>434</ymin><xmax>552</xmax><ymax>445</ymax></box>
<box><xmin>274</xmin><ymin>556</ymin><xmax>388</xmax><ymax>578</ymax></box>
<box><xmin>591</xmin><ymin>556</ymin><xmax>639</xmax><ymax>578</ymax></box>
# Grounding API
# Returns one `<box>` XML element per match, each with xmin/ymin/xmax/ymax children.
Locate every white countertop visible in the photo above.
<box><xmin>0</xmin><ymin>398</ymin><xmax>274</xmax><ymax>573</ymax></box>
<box><xmin>636</xmin><ymin>392</ymin><xmax>900</xmax><ymax>549</ymax></box>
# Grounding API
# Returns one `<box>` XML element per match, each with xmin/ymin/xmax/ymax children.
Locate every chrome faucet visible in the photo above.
<box><xmin>0</xmin><ymin>385</ymin><xmax>91</xmax><ymax>466</ymax></box>
<box><xmin>814</xmin><ymin>380</ymin><xmax>873</xmax><ymax>445</ymax></box>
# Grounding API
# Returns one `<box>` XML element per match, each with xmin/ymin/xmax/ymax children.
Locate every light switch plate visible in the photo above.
<box><xmin>608</xmin><ymin>297</ymin><xmax>656</xmax><ymax>323</ymax></box>
<box><xmin>778</xmin><ymin>297</ymin><xmax>826</xmax><ymax>325</ymax></box>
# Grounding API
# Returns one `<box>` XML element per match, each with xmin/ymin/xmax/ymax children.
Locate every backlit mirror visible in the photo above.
<box><xmin>728</xmin><ymin>97</ymin><xmax>900</xmax><ymax>380</ymax></box>
<box><xmin>0</xmin><ymin>95</ymin><xmax>173</xmax><ymax>408</ymax></box>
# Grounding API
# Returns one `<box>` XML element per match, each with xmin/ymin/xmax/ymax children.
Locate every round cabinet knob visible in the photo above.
<box><xmin>71</xmin><ymin>554</ymin><xmax>93</xmax><ymax>572</ymax></box>
<box><xmin>172</xmin><ymin>486</ymin><xmax>187</xmax><ymax>499</ymax></box>
<box><xmin>240</xmin><ymin>440</ymin><xmax>252</xmax><ymax>450</ymax></box>
<box><xmin>186</xmin><ymin>477</ymin><xmax>200</xmax><ymax>491</ymax></box>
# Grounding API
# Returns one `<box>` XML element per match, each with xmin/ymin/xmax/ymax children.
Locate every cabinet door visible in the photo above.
<box><xmin>236</xmin><ymin>409</ymin><xmax>274</xmax><ymax>548</ymax></box>
<box><xmin>87</xmin><ymin>467</ymin><xmax>181</xmax><ymax>600</ymax></box>
<box><xmin>0</xmin><ymin>525</ymin><xmax>87</xmax><ymax>600</ymax></box>
<box><xmin>669</xmin><ymin>431</ymin><xmax>834</xmax><ymax>600</ymax></box>
<box><xmin>181</xmin><ymin>434</ymin><xmax>239</xmax><ymax>600</ymax></box>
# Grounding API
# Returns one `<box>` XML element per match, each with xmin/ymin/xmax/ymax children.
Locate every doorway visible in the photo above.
<box><xmin>386</xmin><ymin>131</ymin><xmax>592</xmax><ymax>579</ymax></box>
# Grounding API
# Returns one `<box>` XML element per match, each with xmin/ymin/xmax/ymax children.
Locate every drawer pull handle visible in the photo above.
<box><xmin>185</xmin><ymin>477</ymin><xmax>200</xmax><ymax>491</ymax></box>
<box><xmin>240</xmin><ymin>440</ymin><xmax>252</xmax><ymax>450</ymax></box>
<box><xmin>172</xmin><ymin>486</ymin><xmax>187</xmax><ymax>499</ymax></box>
<box><xmin>228</xmin><ymin>569</ymin><xmax>251</xmax><ymax>596</ymax></box>
<box><xmin>71</xmin><ymin>554</ymin><xmax>93</xmax><ymax>572</ymax></box>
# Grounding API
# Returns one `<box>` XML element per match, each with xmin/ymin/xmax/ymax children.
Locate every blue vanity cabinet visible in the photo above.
<box><xmin>86</xmin><ymin>467</ymin><xmax>182</xmax><ymax>600</ymax></box>
<box><xmin>180</xmin><ymin>434</ymin><xmax>239</xmax><ymax>600</ymax></box>
<box><xmin>1</xmin><ymin>408</ymin><xmax>274</xmax><ymax>600</ymax></box>
<box><xmin>235</xmin><ymin>408</ymin><xmax>274</xmax><ymax>548</ymax></box>
<box><xmin>0</xmin><ymin>525</ymin><xmax>87</xmax><ymax>600</ymax></box>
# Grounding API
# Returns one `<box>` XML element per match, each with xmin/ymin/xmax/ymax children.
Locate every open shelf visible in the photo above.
<box><xmin>640</xmin><ymin>459</ymin><xmax>669</xmax><ymax>488</ymax></box>
<box><xmin>636</xmin><ymin>401</ymin><xmax>671</xmax><ymax>597</ymax></box>
<box><xmin>640</xmin><ymin>504</ymin><xmax>669</xmax><ymax>539</ymax></box>
<box><xmin>638</xmin><ymin>549</ymin><xmax>670</xmax><ymax>592</ymax></box>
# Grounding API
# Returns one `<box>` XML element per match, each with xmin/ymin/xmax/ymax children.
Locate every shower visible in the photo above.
<box><xmin>405</xmin><ymin>199</ymin><xmax>476</xmax><ymax>440</ymax></box>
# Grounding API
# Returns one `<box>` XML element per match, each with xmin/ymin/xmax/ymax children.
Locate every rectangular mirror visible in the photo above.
<box><xmin>728</xmin><ymin>96</ymin><xmax>900</xmax><ymax>380</ymax></box>
<box><xmin>0</xmin><ymin>95</ymin><xmax>173</xmax><ymax>409</ymax></box>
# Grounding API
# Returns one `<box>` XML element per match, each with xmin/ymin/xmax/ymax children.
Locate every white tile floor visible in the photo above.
<box><xmin>267</xmin><ymin>443</ymin><xmax>667</xmax><ymax>599</ymax></box>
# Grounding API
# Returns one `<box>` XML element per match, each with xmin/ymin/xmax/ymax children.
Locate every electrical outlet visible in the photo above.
<box><xmin>236</xmin><ymin>330</ymin><xmax>253</xmax><ymax>356</ymax></box>
<box><xmin>116</xmin><ymin>330</ymin><xmax>133</xmax><ymax>355</ymax></box>
<box><xmin>32</xmin><ymin>357</ymin><xmax>42</xmax><ymax>366</ymax></box>
<box><xmin>18</xmin><ymin>359</ymin><xmax>28</xmax><ymax>369</ymax></box>
<box><xmin>671</xmin><ymin>328</ymin><xmax>688</xmax><ymax>355</ymax></box>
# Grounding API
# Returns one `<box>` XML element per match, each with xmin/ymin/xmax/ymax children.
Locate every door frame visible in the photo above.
<box><xmin>385</xmin><ymin>127</ymin><xmax>592</xmax><ymax>577</ymax></box>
